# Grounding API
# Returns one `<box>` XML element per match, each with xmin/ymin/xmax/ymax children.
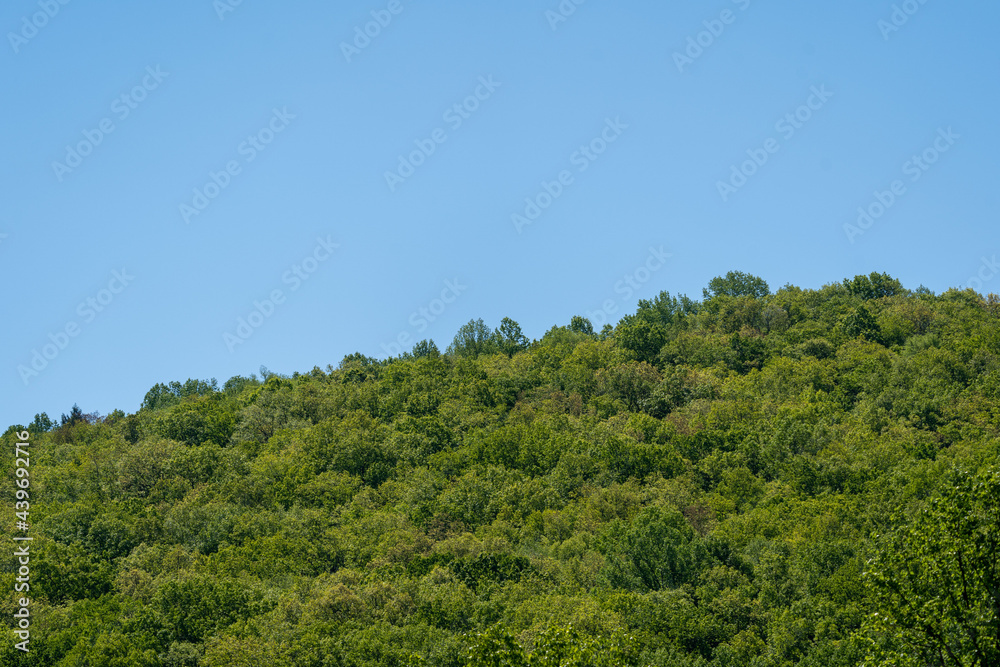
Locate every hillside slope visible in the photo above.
<box><xmin>3</xmin><ymin>272</ymin><xmax>999</xmax><ymax>667</ymax></box>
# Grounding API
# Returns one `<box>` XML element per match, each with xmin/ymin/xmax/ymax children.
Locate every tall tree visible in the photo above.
<box><xmin>569</xmin><ymin>315</ymin><xmax>594</xmax><ymax>335</ymax></box>
<box><xmin>703</xmin><ymin>271</ymin><xmax>770</xmax><ymax>300</ymax></box>
<box><xmin>61</xmin><ymin>403</ymin><xmax>85</xmax><ymax>426</ymax></box>
<box><xmin>844</xmin><ymin>272</ymin><xmax>906</xmax><ymax>300</ymax></box>
<box><xmin>863</xmin><ymin>468</ymin><xmax>1000</xmax><ymax>667</ymax></box>
<box><xmin>30</xmin><ymin>412</ymin><xmax>54</xmax><ymax>431</ymax></box>
<box><xmin>411</xmin><ymin>338</ymin><xmax>440</xmax><ymax>358</ymax></box>
<box><xmin>496</xmin><ymin>317</ymin><xmax>529</xmax><ymax>356</ymax></box>
<box><xmin>448</xmin><ymin>318</ymin><xmax>499</xmax><ymax>358</ymax></box>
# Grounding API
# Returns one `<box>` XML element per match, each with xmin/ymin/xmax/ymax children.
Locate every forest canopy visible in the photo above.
<box><xmin>3</xmin><ymin>273</ymin><xmax>999</xmax><ymax>667</ymax></box>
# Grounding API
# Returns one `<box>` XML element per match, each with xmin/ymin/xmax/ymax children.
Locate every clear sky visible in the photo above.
<box><xmin>3</xmin><ymin>0</ymin><xmax>998</xmax><ymax>428</ymax></box>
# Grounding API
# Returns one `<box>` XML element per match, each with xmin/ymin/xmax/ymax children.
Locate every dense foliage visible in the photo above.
<box><xmin>3</xmin><ymin>273</ymin><xmax>999</xmax><ymax>666</ymax></box>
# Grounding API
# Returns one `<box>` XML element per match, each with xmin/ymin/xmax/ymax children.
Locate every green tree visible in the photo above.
<box><xmin>569</xmin><ymin>315</ymin><xmax>594</xmax><ymax>335</ymax></box>
<box><xmin>601</xmin><ymin>505</ymin><xmax>705</xmax><ymax>591</ymax></box>
<box><xmin>703</xmin><ymin>271</ymin><xmax>770</xmax><ymax>300</ymax></box>
<box><xmin>842</xmin><ymin>304</ymin><xmax>882</xmax><ymax>343</ymax></box>
<box><xmin>863</xmin><ymin>467</ymin><xmax>1000</xmax><ymax>667</ymax></box>
<box><xmin>448</xmin><ymin>318</ymin><xmax>500</xmax><ymax>357</ymax></box>
<box><xmin>614</xmin><ymin>316</ymin><xmax>669</xmax><ymax>364</ymax></box>
<box><xmin>150</xmin><ymin>393</ymin><xmax>236</xmax><ymax>447</ymax></box>
<box><xmin>761</xmin><ymin>304</ymin><xmax>790</xmax><ymax>333</ymax></box>
<box><xmin>844</xmin><ymin>272</ymin><xmax>905</xmax><ymax>301</ymax></box>
<box><xmin>30</xmin><ymin>412</ymin><xmax>54</xmax><ymax>432</ymax></box>
<box><xmin>142</xmin><ymin>379</ymin><xmax>219</xmax><ymax>411</ymax></box>
<box><xmin>728</xmin><ymin>331</ymin><xmax>769</xmax><ymax>374</ymax></box>
<box><xmin>465</xmin><ymin>625</ymin><xmax>638</xmax><ymax>667</ymax></box>
<box><xmin>222</xmin><ymin>374</ymin><xmax>259</xmax><ymax>397</ymax></box>
<box><xmin>153</xmin><ymin>573</ymin><xmax>257</xmax><ymax>644</ymax></box>
<box><xmin>61</xmin><ymin>403</ymin><xmax>85</xmax><ymax>425</ymax></box>
<box><xmin>464</xmin><ymin>625</ymin><xmax>528</xmax><ymax>667</ymax></box>
<box><xmin>231</xmin><ymin>378</ymin><xmax>306</xmax><ymax>445</ymax></box>
<box><xmin>496</xmin><ymin>317</ymin><xmax>530</xmax><ymax>356</ymax></box>
<box><xmin>635</xmin><ymin>290</ymin><xmax>699</xmax><ymax>326</ymax></box>
<box><xmin>596</xmin><ymin>361</ymin><xmax>661</xmax><ymax>411</ymax></box>
<box><xmin>412</xmin><ymin>338</ymin><xmax>441</xmax><ymax>358</ymax></box>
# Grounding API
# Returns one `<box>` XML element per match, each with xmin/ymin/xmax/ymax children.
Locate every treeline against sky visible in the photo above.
<box><xmin>3</xmin><ymin>272</ymin><xmax>999</xmax><ymax>667</ymax></box>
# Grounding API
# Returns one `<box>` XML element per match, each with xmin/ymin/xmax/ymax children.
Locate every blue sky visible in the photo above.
<box><xmin>3</xmin><ymin>0</ymin><xmax>998</xmax><ymax>427</ymax></box>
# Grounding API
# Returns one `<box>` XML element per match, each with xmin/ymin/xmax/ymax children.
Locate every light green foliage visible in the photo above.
<box><xmin>465</xmin><ymin>625</ymin><xmax>638</xmax><ymax>667</ymax></box>
<box><xmin>862</xmin><ymin>468</ymin><xmax>1000</xmax><ymax>667</ymax></box>
<box><xmin>4</xmin><ymin>272</ymin><xmax>998</xmax><ymax>666</ymax></box>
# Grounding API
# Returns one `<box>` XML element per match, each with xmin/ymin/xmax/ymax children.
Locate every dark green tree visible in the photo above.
<box><xmin>141</xmin><ymin>379</ymin><xmax>218</xmax><ymax>411</ymax></box>
<box><xmin>614</xmin><ymin>315</ymin><xmax>669</xmax><ymax>364</ymax></box>
<box><xmin>30</xmin><ymin>412</ymin><xmax>54</xmax><ymax>432</ymax></box>
<box><xmin>150</xmin><ymin>394</ymin><xmax>236</xmax><ymax>447</ymax></box>
<box><xmin>496</xmin><ymin>317</ymin><xmax>529</xmax><ymax>356</ymax></box>
<box><xmin>728</xmin><ymin>332</ymin><xmax>769</xmax><ymax>374</ymax></box>
<box><xmin>844</xmin><ymin>272</ymin><xmax>906</xmax><ymax>300</ymax></box>
<box><xmin>60</xmin><ymin>403</ymin><xmax>85</xmax><ymax>425</ymax></box>
<box><xmin>703</xmin><ymin>271</ymin><xmax>770</xmax><ymax>300</ymax></box>
<box><xmin>601</xmin><ymin>505</ymin><xmax>705</xmax><ymax>591</ymax></box>
<box><xmin>569</xmin><ymin>315</ymin><xmax>594</xmax><ymax>335</ymax></box>
<box><xmin>448</xmin><ymin>318</ymin><xmax>499</xmax><ymax>358</ymax></box>
<box><xmin>842</xmin><ymin>304</ymin><xmax>882</xmax><ymax>343</ymax></box>
<box><xmin>411</xmin><ymin>338</ymin><xmax>440</xmax><ymax>358</ymax></box>
<box><xmin>222</xmin><ymin>374</ymin><xmax>259</xmax><ymax>397</ymax></box>
<box><xmin>635</xmin><ymin>290</ymin><xmax>699</xmax><ymax>326</ymax></box>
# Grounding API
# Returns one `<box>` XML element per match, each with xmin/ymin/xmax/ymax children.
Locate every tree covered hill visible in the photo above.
<box><xmin>3</xmin><ymin>272</ymin><xmax>999</xmax><ymax>666</ymax></box>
